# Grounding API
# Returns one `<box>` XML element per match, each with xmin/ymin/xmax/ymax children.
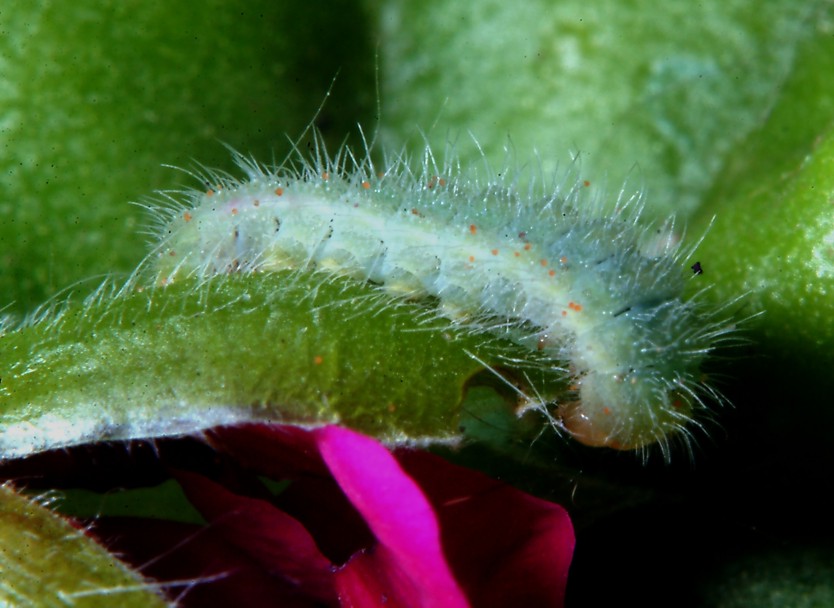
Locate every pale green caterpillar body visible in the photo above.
<box><xmin>148</xmin><ymin>138</ymin><xmax>736</xmax><ymax>454</ymax></box>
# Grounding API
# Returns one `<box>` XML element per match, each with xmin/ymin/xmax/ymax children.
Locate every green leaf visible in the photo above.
<box><xmin>376</xmin><ymin>0</ymin><xmax>822</xmax><ymax>220</ymax></box>
<box><xmin>690</xmin><ymin>4</ymin><xmax>834</xmax><ymax>443</ymax></box>
<box><xmin>0</xmin><ymin>484</ymin><xmax>168</xmax><ymax>607</ymax></box>
<box><xmin>0</xmin><ymin>1</ymin><xmax>375</xmax><ymax>316</ymax></box>
<box><xmin>47</xmin><ymin>480</ymin><xmax>205</xmax><ymax>526</ymax></box>
<box><xmin>700</xmin><ymin>543</ymin><xmax>834</xmax><ymax>608</ymax></box>
<box><xmin>0</xmin><ymin>272</ymin><xmax>552</xmax><ymax>458</ymax></box>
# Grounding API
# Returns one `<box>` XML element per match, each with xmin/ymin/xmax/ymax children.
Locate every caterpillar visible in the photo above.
<box><xmin>145</xmin><ymin>134</ymin><xmax>736</xmax><ymax>455</ymax></box>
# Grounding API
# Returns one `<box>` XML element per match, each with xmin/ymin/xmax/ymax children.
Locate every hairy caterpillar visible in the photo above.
<box><xmin>145</xmin><ymin>134</ymin><xmax>736</xmax><ymax>455</ymax></box>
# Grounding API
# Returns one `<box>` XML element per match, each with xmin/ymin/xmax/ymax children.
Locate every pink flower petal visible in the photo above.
<box><xmin>208</xmin><ymin>423</ymin><xmax>575</xmax><ymax>606</ymax></box>
<box><xmin>8</xmin><ymin>423</ymin><xmax>574</xmax><ymax>607</ymax></box>
<box><xmin>173</xmin><ymin>468</ymin><xmax>338</xmax><ymax>605</ymax></box>
<box><xmin>93</xmin><ymin>518</ymin><xmax>323</xmax><ymax>607</ymax></box>
<box><xmin>395</xmin><ymin>449</ymin><xmax>575</xmax><ymax>607</ymax></box>
<box><xmin>335</xmin><ymin>546</ymin><xmax>434</xmax><ymax>608</ymax></box>
<box><xmin>314</xmin><ymin>426</ymin><xmax>470</xmax><ymax>608</ymax></box>
<box><xmin>208</xmin><ymin>424</ymin><xmax>330</xmax><ymax>478</ymax></box>
<box><xmin>209</xmin><ymin>425</ymin><xmax>375</xmax><ymax>562</ymax></box>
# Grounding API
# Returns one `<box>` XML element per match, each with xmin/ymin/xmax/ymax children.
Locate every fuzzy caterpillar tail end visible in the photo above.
<box><xmin>557</xmin><ymin>280</ymin><xmax>733</xmax><ymax>452</ymax></box>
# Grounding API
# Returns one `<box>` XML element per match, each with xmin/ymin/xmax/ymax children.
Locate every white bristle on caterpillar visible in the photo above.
<box><xmin>142</xmin><ymin>134</ymin><xmax>736</xmax><ymax>455</ymax></box>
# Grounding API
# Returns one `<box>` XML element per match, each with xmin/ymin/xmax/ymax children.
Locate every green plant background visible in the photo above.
<box><xmin>3</xmin><ymin>0</ymin><xmax>834</xmax><ymax>605</ymax></box>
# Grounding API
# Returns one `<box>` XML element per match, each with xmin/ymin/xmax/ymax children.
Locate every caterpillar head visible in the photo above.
<box><xmin>558</xmin><ymin>366</ymin><xmax>698</xmax><ymax>452</ymax></box>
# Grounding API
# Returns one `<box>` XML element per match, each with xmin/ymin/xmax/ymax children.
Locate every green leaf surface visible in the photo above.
<box><xmin>47</xmin><ymin>480</ymin><xmax>204</xmax><ymax>526</ymax></box>
<box><xmin>0</xmin><ymin>484</ymin><xmax>168</xmax><ymax>607</ymax></box>
<box><xmin>690</xmin><ymin>5</ymin><xmax>834</xmax><ymax>442</ymax></box>
<box><xmin>700</xmin><ymin>543</ymin><xmax>834</xmax><ymax>608</ymax></box>
<box><xmin>0</xmin><ymin>1</ymin><xmax>375</xmax><ymax>316</ymax></box>
<box><xmin>0</xmin><ymin>272</ymin><xmax>548</xmax><ymax>458</ymax></box>
<box><xmin>375</xmin><ymin>0</ymin><xmax>822</xmax><ymax>220</ymax></box>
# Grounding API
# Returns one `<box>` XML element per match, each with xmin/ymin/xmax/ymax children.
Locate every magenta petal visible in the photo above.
<box><xmin>314</xmin><ymin>426</ymin><xmax>470</xmax><ymax>608</ymax></box>
<box><xmin>395</xmin><ymin>450</ymin><xmax>575</xmax><ymax>607</ymax></box>
<box><xmin>210</xmin><ymin>424</ymin><xmax>376</xmax><ymax>563</ymax></box>
<box><xmin>93</xmin><ymin>518</ymin><xmax>317</xmax><ymax>608</ymax></box>
<box><xmin>174</xmin><ymin>469</ymin><xmax>338</xmax><ymax>606</ymax></box>
<box><xmin>335</xmin><ymin>546</ymin><xmax>435</xmax><ymax>608</ymax></box>
<box><xmin>208</xmin><ymin>424</ymin><xmax>331</xmax><ymax>478</ymax></box>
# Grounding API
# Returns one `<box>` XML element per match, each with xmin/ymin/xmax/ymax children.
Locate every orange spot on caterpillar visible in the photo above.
<box><xmin>183</xmin><ymin>212</ymin><xmax>193</xmax><ymax>222</ymax></box>
<box><xmin>583</xmin><ymin>180</ymin><xmax>591</xmax><ymax>187</ymax></box>
<box><xmin>560</xmin><ymin>255</ymin><xmax>568</xmax><ymax>264</ymax></box>
<box><xmin>206</xmin><ymin>189</ymin><xmax>215</xmax><ymax>197</ymax></box>
<box><xmin>468</xmin><ymin>255</ymin><xmax>475</xmax><ymax>263</ymax></box>
<box><xmin>439</xmin><ymin>178</ymin><xmax>446</xmax><ymax>186</ymax></box>
<box><xmin>514</xmin><ymin>251</ymin><xmax>521</xmax><ymax>257</ymax></box>
<box><xmin>561</xmin><ymin>310</ymin><xmax>568</xmax><ymax>317</ymax></box>
<box><xmin>322</xmin><ymin>172</ymin><xmax>330</xmax><ymax>181</ymax></box>
<box><xmin>469</xmin><ymin>224</ymin><xmax>477</xmax><ymax>235</ymax></box>
<box><xmin>548</xmin><ymin>269</ymin><xmax>556</xmax><ymax>277</ymax></box>
<box><xmin>568</xmin><ymin>301</ymin><xmax>583</xmax><ymax>312</ymax></box>
<box><xmin>491</xmin><ymin>249</ymin><xmax>499</xmax><ymax>255</ymax></box>
<box><xmin>361</xmin><ymin>180</ymin><xmax>371</xmax><ymax>190</ymax></box>
<box><xmin>275</xmin><ymin>187</ymin><xmax>284</xmax><ymax>196</ymax></box>
<box><xmin>230</xmin><ymin>207</ymin><xmax>238</xmax><ymax>215</ymax></box>
<box><xmin>524</xmin><ymin>243</ymin><xmax>532</xmax><ymax>251</ymax></box>
<box><xmin>313</xmin><ymin>355</ymin><xmax>324</xmax><ymax>365</ymax></box>
<box><xmin>540</xmin><ymin>259</ymin><xmax>548</xmax><ymax>267</ymax></box>
<box><xmin>411</xmin><ymin>208</ymin><xmax>421</xmax><ymax>215</ymax></box>
<box><xmin>602</xmin><ymin>407</ymin><xmax>612</xmax><ymax>416</ymax></box>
